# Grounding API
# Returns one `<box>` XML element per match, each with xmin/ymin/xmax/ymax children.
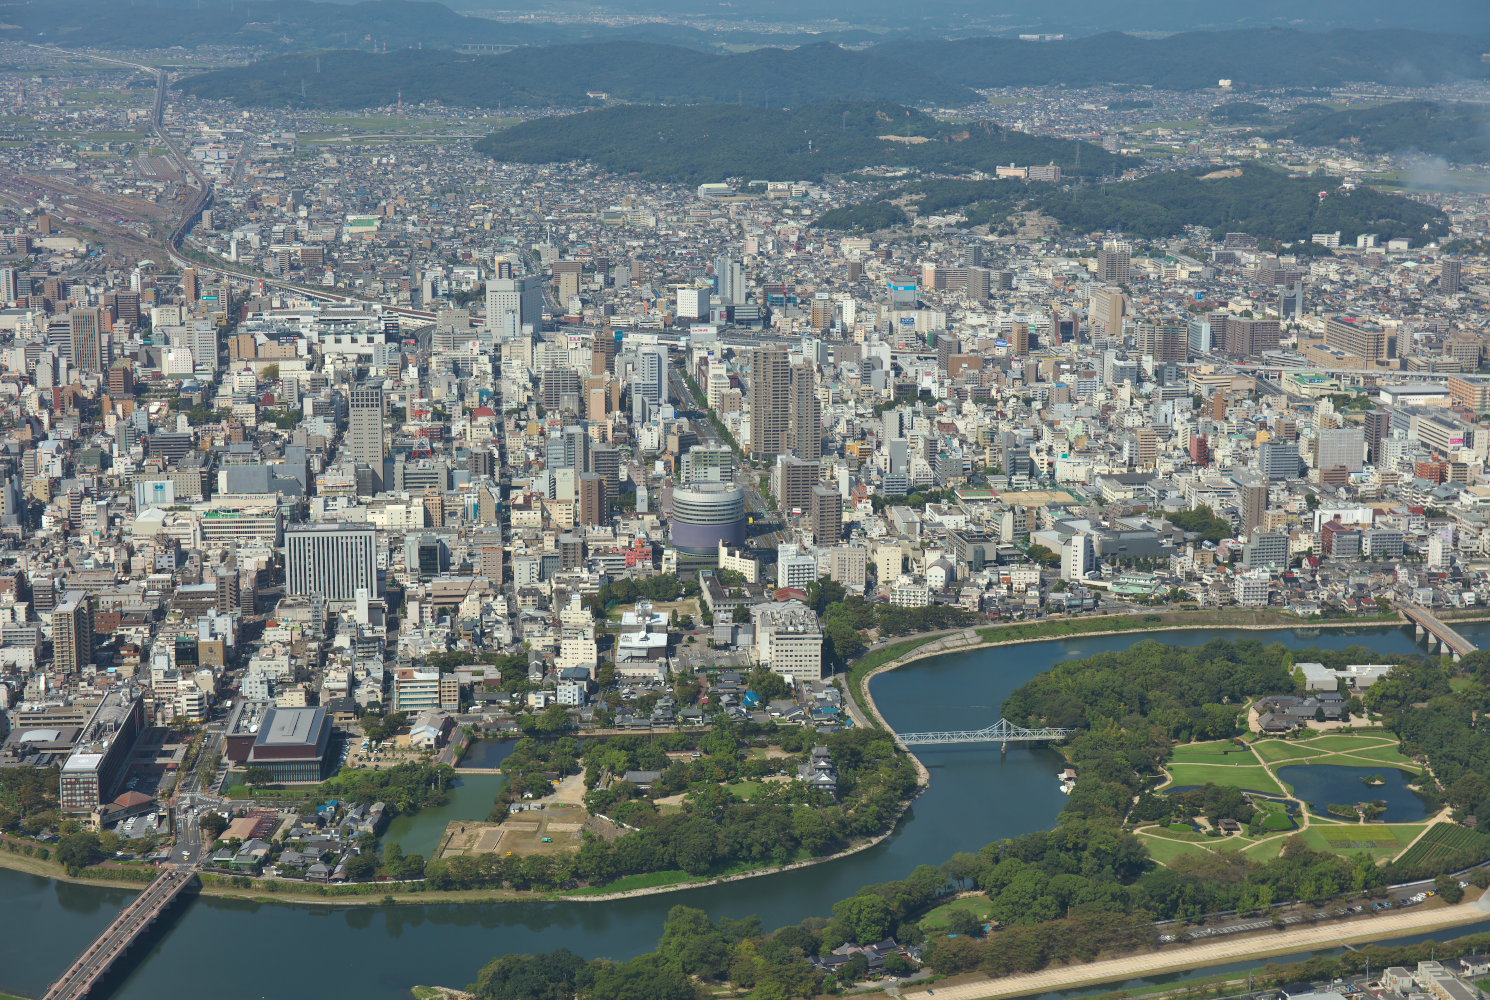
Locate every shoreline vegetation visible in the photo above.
<box><xmin>0</xmin><ymin>608</ymin><xmax>1443</xmax><ymax>907</ymax></box>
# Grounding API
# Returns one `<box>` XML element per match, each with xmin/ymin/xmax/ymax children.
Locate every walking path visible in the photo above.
<box><xmin>901</xmin><ymin>895</ymin><xmax>1490</xmax><ymax>1000</ymax></box>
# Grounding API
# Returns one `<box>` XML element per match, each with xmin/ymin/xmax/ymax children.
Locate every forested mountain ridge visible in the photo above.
<box><xmin>478</xmin><ymin>103</ymin><xmax>1130</xmax><ymax>184</ymax></box>
<box><xmin>1277</xmin><ymin>101</ymin><xmax>1490</xmax><ymax>163</ymax></box>
<box><xmin>175</xmin><ymin>43</ymin><xmax>978</xmax><ymax>109</ymax></box>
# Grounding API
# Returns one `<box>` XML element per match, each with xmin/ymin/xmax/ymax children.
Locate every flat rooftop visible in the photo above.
<box><xmin>255</xmin><ymin>706</ymin><xmax>326</xmax><ymax>748</ymax></box>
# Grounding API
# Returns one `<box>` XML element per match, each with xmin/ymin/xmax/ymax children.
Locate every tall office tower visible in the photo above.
<box><xmin>1135</xmin><ymin>321</ymin><xmax>1188</xmax><ymax>365</ymax></box>
<box><xmin>1324</xmin><ymin>315</ymin><xmax>1391</xmax><ymax>363</ymax></box>
<box><xmin>965</xmin><ymin>266</ymin><xmax>991</xmax><ymax>300</ymax></box>
<box><xmin>1098</xmin><ymin>241</ymin><xmax>1133</xmax><ymax>283</ymax></box>
<box><xmin>577</xmin><ymin>473</ymin><xmax>607</xmax><ymax>526</ymax></box>
<box><xmin>285</xmin><ymin>523</ymin><xmax>380</xmax><ymax>602</ymax></box>
<box><xmin>1008</xmin><ymin>322</ymin><xmax>1032</xmax><ymax>356</ymax></box>
<box><xmin>635</xmin><ymin>345</ymin><xmax>667</xmax><ymax>413</ymax></box>
<box><xmin>773</xmin><ymin>455</ymin><xmax>821</xmax><ymax>514</ymax></box>
<box><xmin>346</xmin><ymin>382</ymin><xmax>387</xmax><ymax>491</ymax></box>
<box><xmin>0</xmin><ymin>266</ymin><xmax>17</xmax><ymax>304</ymax></box>
<box><xmin>1316</xmin><ymin>427</ymin><xmax>1365</xmax><ymax>473</ymax></box>
<box><xmin>810</xmin><ymin>292</ymin><xmax>834</xmax><ymax>330</ymax></box>
<box><xmin>1441</xmin><ymin>260</ymin><xmax>1463</xmax><ymax>295</ymax></box>
<box><xmin>485</xmin><ymin>275</ymin><xmax>543</xmax><ymax>338</ymax></box>
<box><xmin>792</xmin><ymin>361</ymin><xmax>823</xmax><ymax>461</ymax></box>
<box><xmin>591</xmin><ymin>329</ymin><xmax>616</xmax><ymax>375</ymax></box>
<box><xmin>183</xmin><ymin>267</ymin><xmax>199</xmax><ymax>302</ymax></box>
<box><xmin>1238</xmin><ymin>476</ymin><xmax>1269</xmax><ymax>534</ymax></box>
<box><xmin>1258</xmin><ymin>441</ymin><xmax>1302</xmax><ymax>481</ymax></box>
<box><xmin>53</xmin><ymin>590</ymin><xmax>94</xmax><ymax>674</ymax></box>
<box><xmin>493</xmin><ymin>255</ymin><xmax>515</xmax><ymax>279</ymax></box>
<box><xmin>590</xmin><ymin>446</ymin><xmax>620</xmax><ymax>504</ymax></box>
<box><xmin>961</xmin><ymin>244</ymin><xmax>985</xmax><ymax>267</ymax></box>
<box><xmin>748</xmin><ymin>346</ymin><xmax>793</xmax><ymax>460</ymax></box>
<box><xmin>809</xmin><ymin>484</ymin><xmax>843</xmax><ymax>544</ymax></box>
<box><xmin>1088</xmin><ymin>286</ymin><xmax>1127</xmax><ymax>339</ymax></box>
<box><xmin>1279</xmin><ymin>281</ymin><xmax>1305</xmax><ymax>319</ymax></box>
<box><xmin>714</xmin><ymin>255</ymin><xmax>745</xmax><ymax>305</ymax></box>
<box><xmin>69</xmin><ymin>307</ymin><xmax>104</xmax><ymax>371</ymax></box>
<box><xmin>546</xmin><ymin>423</ymin><xmax>590</xmax><ymax>471</ymax></box>
<box><xmin>1364</xmin><ymin>409</ymin><xmax>1391</xmax><ymax>463</ymax></box>
<box><xmin>1218</xmin><ymin>316</ymin><xmax>1282</xmax><ymax>358</ymax></box>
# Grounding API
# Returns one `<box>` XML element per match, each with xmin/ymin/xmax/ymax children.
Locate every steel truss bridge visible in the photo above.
<box><xmin>893</xmin><ymin>718</ymin><xmax>1074</xmax><ymax>747</ymax></box>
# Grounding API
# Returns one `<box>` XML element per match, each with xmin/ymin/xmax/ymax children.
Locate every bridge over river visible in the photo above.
<box><xmin>42</xmin><ymin>868</ymin><xmax>196</xmax><ymax>1000</ymax></box>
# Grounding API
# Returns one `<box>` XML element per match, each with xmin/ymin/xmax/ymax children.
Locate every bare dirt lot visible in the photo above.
<box><xmin>439</xmin><ymin>773</ymin><xmax>589</xmax><ymax>859</ymax></box>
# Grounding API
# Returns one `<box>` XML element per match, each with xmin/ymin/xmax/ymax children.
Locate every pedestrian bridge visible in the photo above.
<box><xmin>43</xmin><ymin>867</ymin><xmax>196</xmax><ymax>1000</ymax></box>
<box><xmin>1399</xmin><ymin>603</ymin><xmax>1478</xmax><ymax>661</ymax></box>
<box><xmin>893</xmin><ymin>717</ymin><xmax>1074</xmax><ymax>748</ymax></box>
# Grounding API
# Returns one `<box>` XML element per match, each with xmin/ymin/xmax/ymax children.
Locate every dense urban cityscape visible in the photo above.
<box><xmin>3</xmin><ymin>3</ymin><xmax>1490</xmax><ymax>1000</ymax></box>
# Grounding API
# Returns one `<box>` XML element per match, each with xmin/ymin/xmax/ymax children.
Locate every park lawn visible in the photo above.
<box><xmin>1163</xmin><ymin>763</ymin><xmax>1285</xmax><ymax>794</ymax></box>
<box><xmin>1300</xmin><ymin>823</ymin><xmax>1426</xmax><ymax>861</ymax></box>
<box><xmin>1296</xmin><ymin>734</ymin><xmax>1400</xmax><ymax>752</ymax></box>
<box><xmin>1250</xmin><ymin>740</ymin><xmax>1325</xmax><ymax>763</ymax></box>
<box><xmin>1241</xmin><ymin>838</ymin><xmax>1288</xmax><ymax>862</ymax></box>
<box><xmin>1168</xmin><ymin>740</ymin><xmax>1256</xmax><ymax>765</ymax></box>
<box><xmin>1137</xmin><ymin>832</ymin><xmax>1215</xmax><ymax>865</ymax></box>
<box><xmin>726</xmin><ymin>780</ymin><xmax>766</xmax><ymax>801</ymax></box>
<box><xmin>920</xmin><ymin>895</ymin><xmax>995</xmax><ymax>932</ymax></box>
<box><xmin>1337</xmin><ymin>745</ymin><xmax>1420</xmax><ymax>768</ymax></box>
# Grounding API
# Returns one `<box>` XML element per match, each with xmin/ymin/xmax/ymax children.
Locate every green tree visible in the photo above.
<box><xmin>244</xmin><ymin>766</ymin><xmax>274</xmax><ymax>788</ymax></box>
<box><xmin>1435</xmin><ymin>873</ymin><xmax>1465</xmax><ymax>904</ymax></box>
<box><xmin>832</xmin><ymin>893</ymin><xmax>894</xmax><ymax>944</ymax></box>
<box><xmin>657</xmin><ymin>905</ymin><xmax>732</xmax><ymax>980</ymax></box>
<box><xmin>56</xmin><ymin>830</ymin><xmax>102</xmax><ymax>874</ymax></box>
<box><xmin>199</xmin><ymin>811</ymin><xmax>228</xmax><ymax>842</ymax></box>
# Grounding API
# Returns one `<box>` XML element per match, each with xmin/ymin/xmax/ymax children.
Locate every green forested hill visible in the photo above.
<box><xmin>1279</xmin><ymin>101</ymin><xmax>1490</xmax><ymax>163</ymax></box>
<box><xmin>478</xmin><ymin>103</ymin><xmax>1130</xmax><ymax>183</ymax></box>
<box><xmin>176</xmin><ymin>43</ymin><xmax>978</xmax><ymax>109</ymax></box>
<box><xmin>813</xmin><ymin>163</ymin><xmax>1448</xmax><ymax>242</ymax></box>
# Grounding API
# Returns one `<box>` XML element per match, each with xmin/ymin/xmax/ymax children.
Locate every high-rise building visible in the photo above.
<box><xmin>1136</xmin><ymin>321</ymin><xmax>1188</xmax><ymax>365</ymax></box>
<box><xmin>1098</xmin><ymin>241</ymin><xmax>1132</xmax><ymax>283</ymax></box>
<box><xmin>810</xmin><ymin>292</ymin><xmax>834</xmax><ymax>331</ymax></box>
<box><xmin>1217</xmin><ymin>316</ymin><xmax>1281</xmax><ymax>358</ymax></box>
<box><xmin>346</xmin><ymin>382</ymin><xmax>386</xmax><ymax>491</ymax></box>
<box><xmin>1238</xmin><ymin>477</ymin><xmax>1268</xmax><ymax>534</ymax></box>
<box><xmin>773</xmin><ymin>455</ymin><xmax>820</xmax><ymax>514</ymax></box>
<box><xmin>485</xmin><ymin>275</ymin><xmax>544</xmax><ymax>338</ymax></box>
<box><xmin>1259</xmin><ymin>441</ymin><xmax>1302</xmax><ymax>481</ymax></box>
<box><xmin>792</xmin><ymin>361</ymin><xmax>822</xmax><ymax>461</ymax></box>
<box><xmin>714</xmin><ymin>255</ymin><xmax>745</xmax><ymax>305</ymax></box>
<box><xmin>285</xmin><ymin>523</ymin><xmax>379</xmax><ymax>602</ymax></box>
<box><xmin>1325</xmin><ymin>315</ymin><xmax>1391</xmax><ymax>362</ymax></box>
<box><xmin>68</xmin><ymin>307</ymin><xmax>104</xmax><ymax>371</ymax></box>
<box><xmin>578</xmin><ymin>473</ymin><xmax>607</xmax><ymax>526</ymax></box>
<box><xmin>590</xmin><ymin>329</ymin><xmax>616</xmax><ymax>375</ymax></box>
<box><xmin>630</xmin><ymin>345</ymin><xmax>667</xmax><ymax>421</ymax></box>
<box><xmin>1089</xmin><ymin>286</ymin><xmax>1127</xmax><ymax>339</ymax></box>
<box><xmin>1441</xmin><ymin>260</ymin><xmax>1463</xmax><ymax>295</ymax></box>
<box><xmin>183</xmin><ymin>267</ymin><xmax>199</xmax><ymax>302</ymax></box>
<box><xmin>1364</xmin><ymin>409</ymin><xmax>1391</xmax><ymax>463</ymax></box>
<box><xmin>53</xmin><ymin>590</ymin><xmax>93</xmax><ymax>674</ymax></box>
<box><xmin>809</xmin><ymin>485</ymin><xmax>843</xmax><ymax>544</ymax></box>
<box><xmin>749</xmin><ymin>346</ymin><xmax>793</xmax><ymax>460</ymax></box>
<box><xmin>1316</xmin><ymin>427</ymin><xmax>1365</xmax><ymax>473</ymax></box>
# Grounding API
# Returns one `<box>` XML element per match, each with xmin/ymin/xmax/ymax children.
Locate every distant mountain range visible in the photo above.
<box><xmin>174</xmin><ymin>43</ymin><xmax>979</xmax><ymax>109</ymax></box>
<box><xmin>172</xmin><ymin>25</ymin><xmax>1490</xmax><ymax>111</ymax></box>
<box><xmin>872</xmin><ymin>29</ymin><xmax>1490</xmax><ymax>90</ymax></box>
<box><xmin>475</xmin><ymin>102</ymin><xmax>1132</xmax><ymax>184</ymax></box>
<box><xmin>0</xmin><ymin>0</ymin><xmax>903</xmax><ymax>52</ymax></box>
<box><xmin>1277</xmin><ymin>101</ymin><xmax>1490</xmax><ymax>164</ymax></box>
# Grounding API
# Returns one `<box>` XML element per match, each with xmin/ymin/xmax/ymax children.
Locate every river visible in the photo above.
<box><xmin>3</xmin><ymin>623</ymin><xmax>1483</xmax><ymax>1000</ymax></box>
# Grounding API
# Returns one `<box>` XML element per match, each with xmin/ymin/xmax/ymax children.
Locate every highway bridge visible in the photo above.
<box><xmin>42</xmin><ymin>868</ymin><xmax>197</xmax><ymax>1000</ymax></box>
<box><xmin>894</xmin><ymin>718</ymin><xmax>1074</xmax><ymax>756</ymax></box>
<box><xmin>1399</xmin><ymin>602</ymin><xmax>1478</xmax><ymax>661</ymax></box>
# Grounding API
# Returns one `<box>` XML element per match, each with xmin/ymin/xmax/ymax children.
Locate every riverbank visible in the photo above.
<box><xmin>851</xmin><ymin>610</ymin><xmax>1415</xmax><ymax>734</ymax></box>
<box><xmin>894</xmin><ymin>894</ymin><xmax>1490</xmax><ymax>1000</ymax></box>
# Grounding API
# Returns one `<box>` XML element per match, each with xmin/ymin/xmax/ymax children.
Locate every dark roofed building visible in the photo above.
<box><xmin>246</xmin><ymin>706</ymin><xmax>334</xmax><ymax>782</ymax></box>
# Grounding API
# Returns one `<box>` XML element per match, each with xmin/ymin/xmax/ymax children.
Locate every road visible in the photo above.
<box><xmin>901</xmin><ymin>894</ymin><xmax>1490</xmax><ymax>1000</ymax></box>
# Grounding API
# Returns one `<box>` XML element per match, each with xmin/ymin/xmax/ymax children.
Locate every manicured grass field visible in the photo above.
<box><xmin>1300</xmin><ymin>823</ymin><xmax>1426</xmax><ymax>861</ymax></box>
<box><xmin>725</xmin><ymin>780</ymin><xmax>766</xmax><ymax>801</ymax></box>
<box><xmin>1168</xmin><ymin>740</ymin><xmax>1255</xmax><ymax>765</ymax></box>
<box><xmin>1163</xmin><ymin>763</ymin><xmax>1285</xmax><ymax>794</ymax></box>
<box><xmin>1395</xmin><ymin>822</ymin><xmax>1490</xmax><ymax>869</ymax></box>
<box><xmin>1249</xmin><ymin>734</ymin><xmax>1418</xmax><ymax>772</ymax></box>
<box><xmin>920</xmin><ymin>895</ymin><xmax>994</xmax><ymax>932</ymax></box>
<box><xmin>1137</xmin><ymin>832</ymin><xmax>1215</xmax><ymax>864</ymax></box>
